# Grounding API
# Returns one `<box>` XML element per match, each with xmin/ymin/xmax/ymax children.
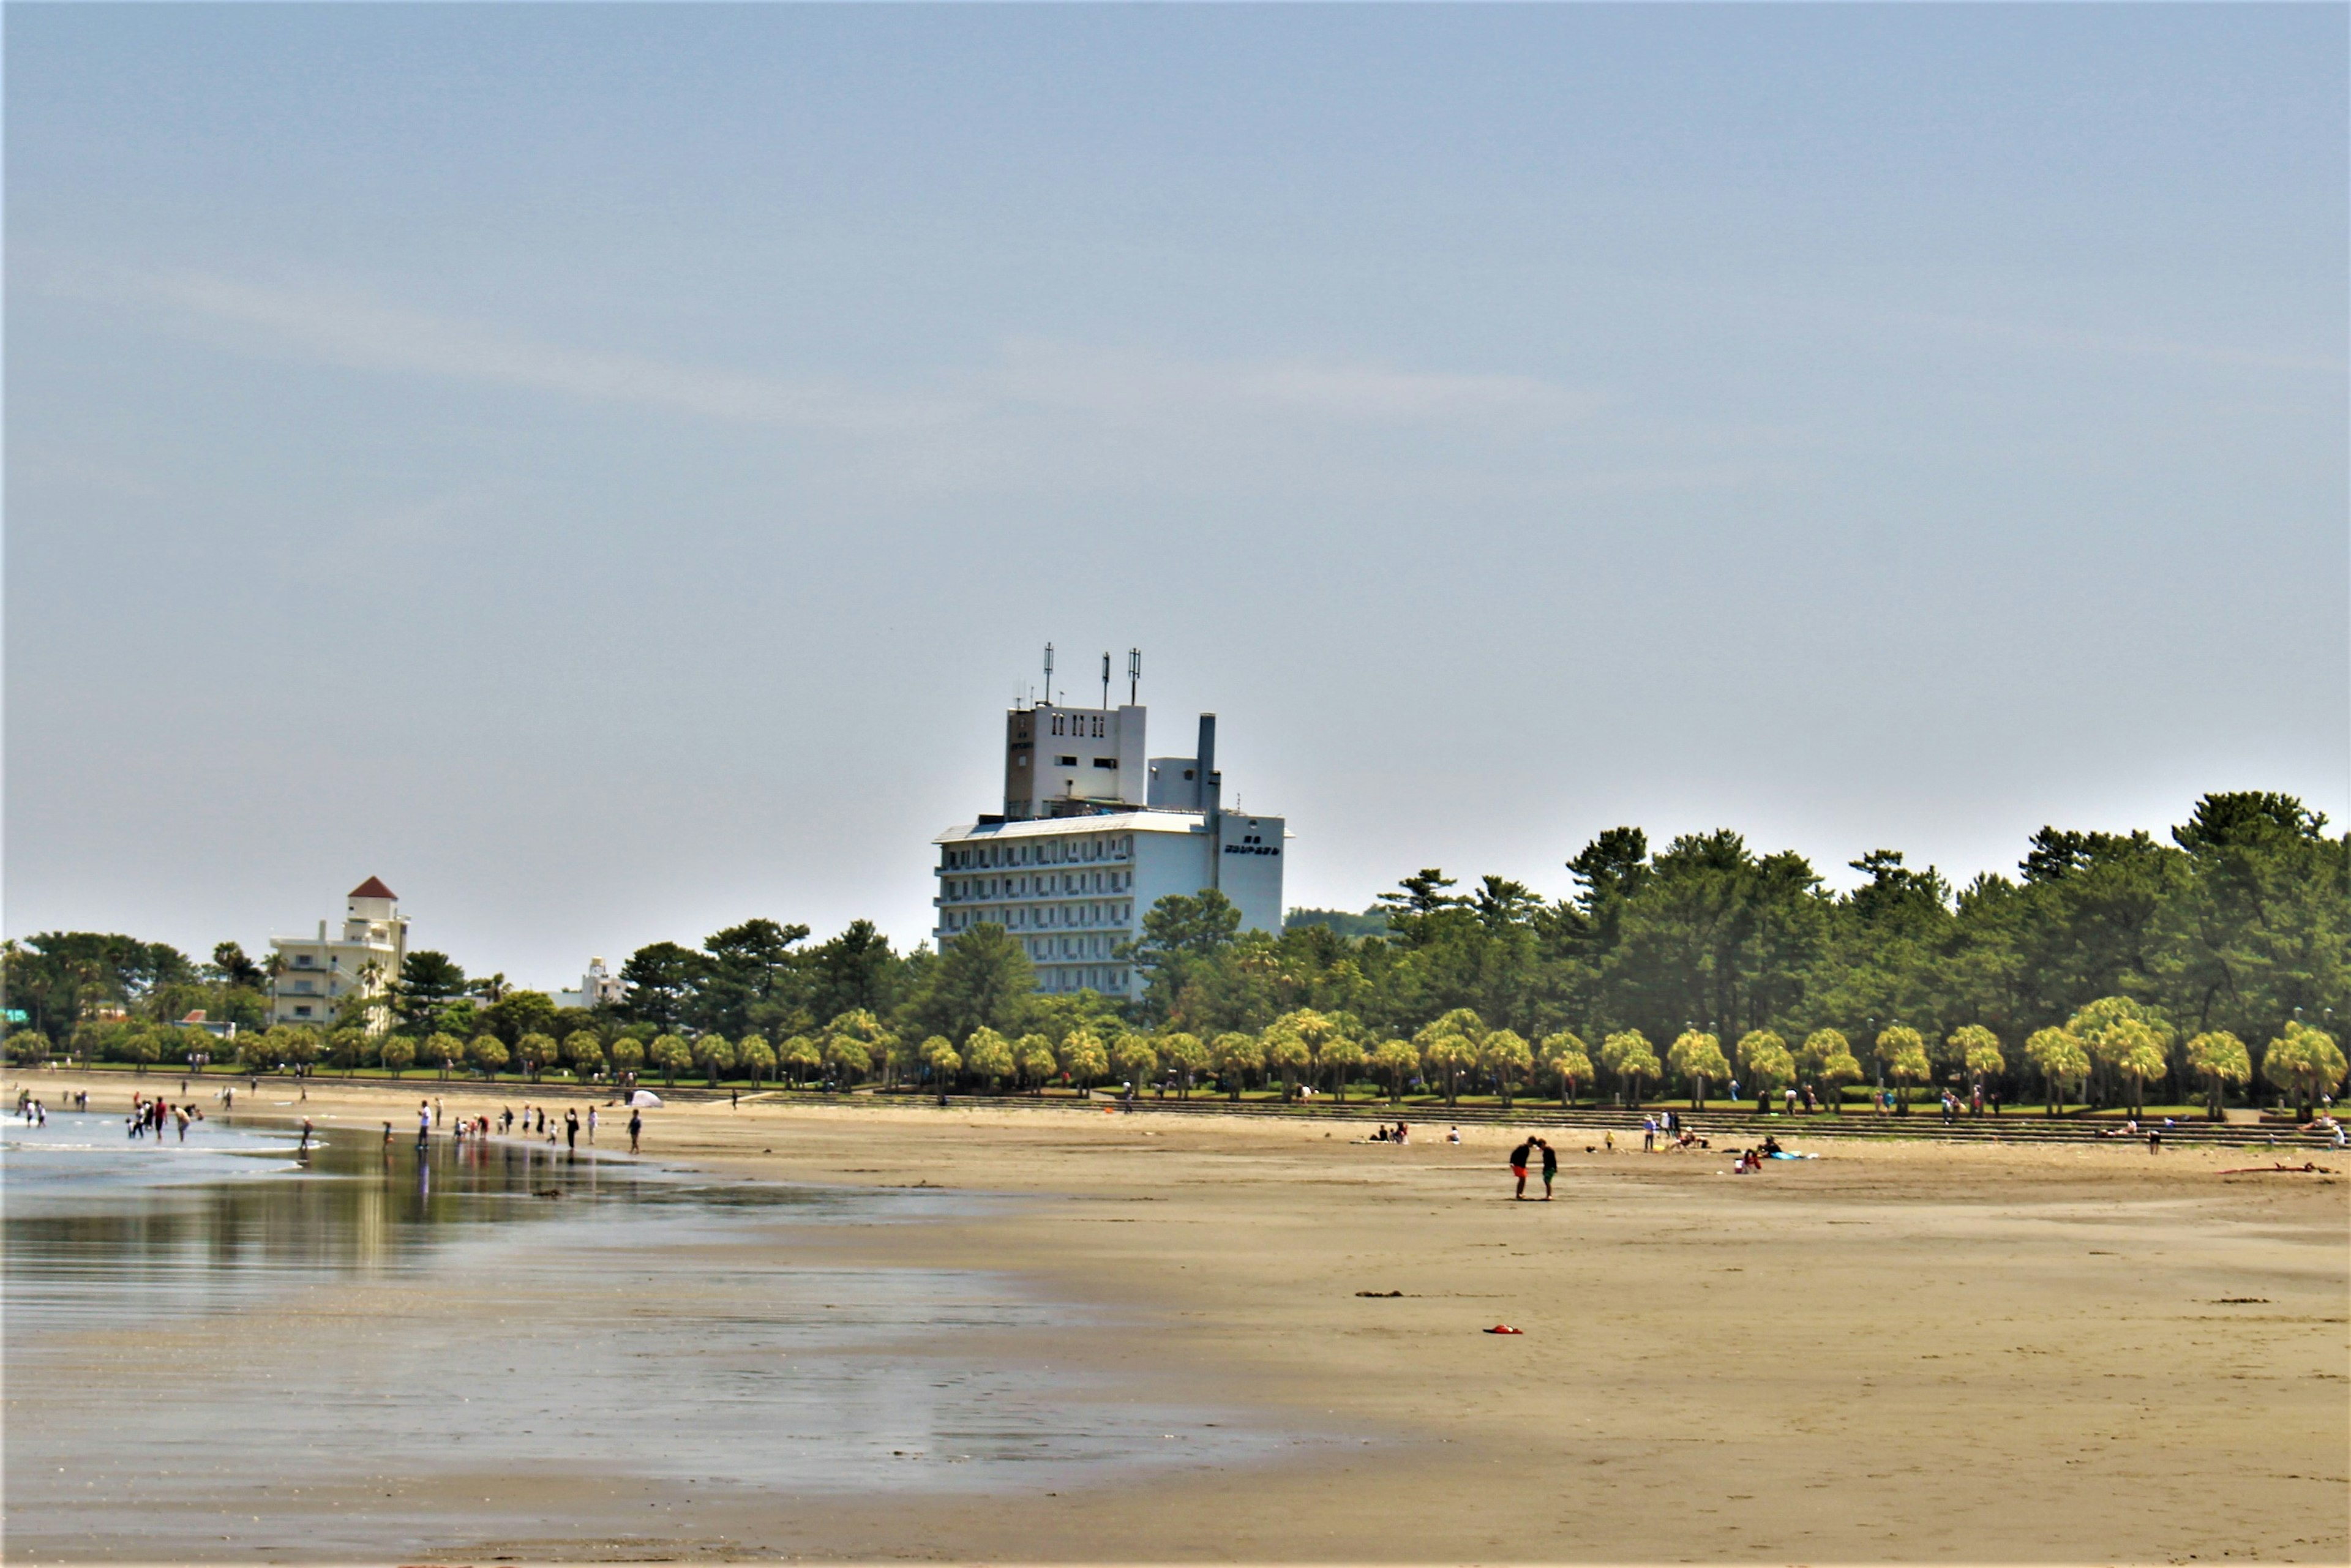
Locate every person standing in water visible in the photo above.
<box><xmin>628</xmin><ymin>1106</ymin><xmax>642</xmax><ymax>1153</ymax></box>
<box><xmin>298</xmin><ymin>1117</ymin><xmax>314</xmax><ymax>1153</ymax></box>
<box><xmin>564</xmin><ymin>1108</ymin><xmax>580</xmax><ymax>1153</ymax></box>
<box><xmin>416</xmin><ymin>1101</ymin><xmax>430</xmax><ymax>1148</ymax></box>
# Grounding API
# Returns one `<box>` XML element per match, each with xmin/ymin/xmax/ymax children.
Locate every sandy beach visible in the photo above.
<box><xmin>9</xmin><ymin>1073</ymin><xmax>2347</xmax><ymax>1565</ymax></box>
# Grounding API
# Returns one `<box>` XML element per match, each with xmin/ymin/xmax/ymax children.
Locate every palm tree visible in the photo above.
<box><xmin>962</xmin><ymin>1027</ymin><xmax>1014</xmax><ymax>1090</ymax></box>
<box><xmin>2025</xmin><ymin>1027</ymin><xmax>2087</xmax><ymax>1116</ymax></box>
<box><xmin>1947</xmin><ymin>1025</ymin><xmax>2004</xmax><ymax>1101</ymax></box>
<box><xmin>2263</xmin><ymin>1023</ymin><xmax>2346</xmax><ymax>1120</ymax></box>
<box><xmin>2105</xmin><ymin>1018</ymin><xmax>2169</xmax><ymax>1117</ymax></box>
<box><xmin>1111</xmin><ymin>1034</ymin><xmax>1159</xmax><ymax>1095</ymax></box>
<box><xmin>1016</xmin><ymin>1033</ymin><xmax>1058</xmax><ymax>1094</ymax></box>
<box><xmin>1667</xmin><ymin>1030</ymin><xmax>1730</xmax><ymax>1109</ymax></box>
<box><xmin>1159</xmin><ymin>1032</ymin><xmax>1208</xmax><ymax>1098</ymax></box>
<box><xmin>1210</xmin><ymin>1032</ymin><xmax>1262</xmax><ymax>1100</ymax></box>
<box><xmin>1736</xmin><ymin>1030</ymin><xmax>1794</xmax><ymax>1112</ymax></box>
<box><xmin>1540</xmin><ymin>1031</ymin><xmax>1591</xmax><ymax>1109</ymax></box>
<box><xmin>1600</xmin><ymin>1030</ymin><xmax>1659</xmax><ymax>1108</ymax></box>
<box><xmin>1372</xmin><ymin>1038</ymin><xmax>1420</xmax><ymax>1103</ymax></box>
<box><xmin>649</xmin><ymin>1033</ymin><xmax>691</xmax><ymax>1087</ymax></box>
<box><xmin>2184</xmin><ymin>1031</ymin><xmax>2249</xmax><ymax>1120</ymax></box>
<box><xmin>1415</xmin><ymin>1010</ymin><xmax>1485</xmax><ymax>1107</ymax></box>
<box><xmin>921</xmin><ymin>1034</ymin><xmax>962</xmax><ymax>1088</ymax></box>
<box><xmin>1875</xmin><ymin>1026</ymin><xmax>1929</xmax><ymax>1114</ymax></box>
<box><xmin>692</xmin><ymin>1033</ymin><xmax>734</xmax><ymax>1087</ymax></box>
<box><xmin>1322</xmin><ymin>1037</ymin><xmax>1365</xmax><ymax>1101</ymax></box>
<box><xmin>1482</xmin><ymin>1029</ymin><xmax>1532</xmax><ymax>1108</ymax></box>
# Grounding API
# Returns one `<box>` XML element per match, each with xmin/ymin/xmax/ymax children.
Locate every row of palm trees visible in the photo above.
<box><xmin>31</xmin><ymin>996</ymin><xmax>2342</xmax><ymax>1119</ymax></box>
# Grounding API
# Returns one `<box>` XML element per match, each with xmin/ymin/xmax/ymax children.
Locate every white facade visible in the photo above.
<box><xmin>268</xmin><ymin>877</ymin><xmax>409</xmax><ymax>1032</ymax></box>
<box><xmin>554</xmin><ymin>957</ymin><xmax>625</xmax><ymax>1012</ymax></box>
<box><xmin>934</xmin><ymin>694</ymin><xmax>1284</xmax><ymax>996</ymax></box>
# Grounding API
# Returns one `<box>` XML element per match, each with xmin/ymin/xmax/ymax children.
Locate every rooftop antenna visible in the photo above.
<box><xmin>1127</xmin><ymin>648</ymin><xmax>1141</xmax><ymax>705</ymax></box>
<box><xmin>1100</xmin><ymin>651</ymin><xmax>1111</xmax><ymax>710</ymax></box>
<box><xmin>1043</xmin><ymin>643</ymin><xmax>1055</xmax><ymax>708</ymax></box>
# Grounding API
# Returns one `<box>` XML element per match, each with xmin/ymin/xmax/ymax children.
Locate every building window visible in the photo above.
<box><xmin>1092</xmin><ymin>757</ymin><xmax>1117</xmax><ymax>770</ymax></box>
<box><xmin>1056</xmin><ymin>755</ymin><xmax>1076</xmax><ymax>767</ymax></box>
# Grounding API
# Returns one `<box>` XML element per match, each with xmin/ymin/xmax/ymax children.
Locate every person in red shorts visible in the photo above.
<box><xmin>1507</xmin><ymin>1137</ymin><xmax>1533</xmax><ymax>1199</ymax></box>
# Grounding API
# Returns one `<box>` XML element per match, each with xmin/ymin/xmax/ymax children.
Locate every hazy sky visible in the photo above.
<box><xmin>7</xmin><ymin>4</ymin><xmax>2345</xmax><ymax>988</ymax></box>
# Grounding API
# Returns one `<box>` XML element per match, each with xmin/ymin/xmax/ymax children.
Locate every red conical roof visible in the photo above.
<box><xmin>348</xmin><ymin>876</ymin><xmax>397</xmax><ymax>901</ymax></box>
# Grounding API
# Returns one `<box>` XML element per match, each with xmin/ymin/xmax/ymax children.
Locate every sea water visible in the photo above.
<box><xmin>2</xmin><ymin>1107</ymin><xmax>1297</xmax><ymax>1556</ymax></box>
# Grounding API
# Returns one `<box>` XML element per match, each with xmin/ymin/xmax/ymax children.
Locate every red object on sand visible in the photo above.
<box><xmin>1485</xmin><ymin>1324</ymin><xmax>1524</xmax><ymax>1335</ymax></box>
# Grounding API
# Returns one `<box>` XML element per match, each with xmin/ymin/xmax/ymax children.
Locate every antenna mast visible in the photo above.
<box><xmin>1100</xmin><ymin>651</ymin><xmax>1111</xmax><ymax>710</ymax></box>
<box><xmin>1127</xmin><ymin>648</ymin><xmax>1141</xmax><ymax>705</ymax></box>
<box><xmin>1043</xmin><ymin>643</ymin><xmax>1055</xmax><ymax>708</ymax></box>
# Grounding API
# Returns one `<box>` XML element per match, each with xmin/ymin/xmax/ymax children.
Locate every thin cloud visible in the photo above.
<box><xmin>978</xmin><ymin>337</ymin><xmax>1606</xmax><ymax>426</ymax></box>
<box><xmin>47</xmin><ymin>261</ymin><xmax>959</xmax><ymax>434</ymax></box>
<box><xmin>40</xmin><ymin>259</ymin><xmax>1604</xmax><ymax>441</ymax></box>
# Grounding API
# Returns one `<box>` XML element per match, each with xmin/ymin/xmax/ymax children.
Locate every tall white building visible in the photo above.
<box><xmin>268</xmin><ymin>876</ymin><xmax>410</xmax><ymax>1031</ymax></box>
<box><xmin>934</xmin><ymin>672</ymin><xmax>1284</xmax><ymax>996</ymax></box>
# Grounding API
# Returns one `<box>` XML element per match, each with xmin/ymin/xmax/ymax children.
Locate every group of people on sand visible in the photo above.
<box><xmin>376</xmin><ymin>1097</ymin><xmax>642</xmax><ymax>1155</ymax></box>
<box><xmin>125</xmin><ymin>1092</ymin><xmax>200</xmax><ymax>1141</ymax></box>
<box><xmin>1368</xmin><ymin>1122</ymin><xmax>1411</xmax><ymax>1143</ymax></box>
<box><xmin>15</xmin><ymin>1090</ymin><xmax>48</xmax><ymax>1126</ymax></box>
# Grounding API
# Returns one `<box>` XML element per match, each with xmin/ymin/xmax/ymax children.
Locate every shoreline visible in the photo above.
<box><xmin>7</xmin><ymin>1071</ymin><xmax>2347</xmax><ymax>1564</ymax></box>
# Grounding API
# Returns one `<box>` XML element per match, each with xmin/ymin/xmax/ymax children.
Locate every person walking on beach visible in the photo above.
<box><xmin>1641</xmin><ymin>1116</ymin><xmax>1657</xmax><ymax>1153</ymax></box>
<box><xmin>298</xmin><ymin>1117</ymin><xmax>313</xmax><ymax>1153</ymax></box>
<box><xmin>628</xmin><ymin>1106</ymin><xmax>642</xmax><ymax>1153</ymax></box>
<box><xmin>1539</xmin><ymin>1138</ymin><xmax>1558</xmax><ymax>1199</ymax></box>
<box><xmin>1509</xmin><ymin>1138</ymin><xmax>1534</xmax><ymax>1199</ymax></box>
<box><xmin>586</xmin><ymin>1106</ymin><xmax>597</xmax><ymax>1144</ymax></box>
<box><xmin>564</xmin><ymin>1108</ymin><xmax>580</xmax><ymax>1153</ymax></box>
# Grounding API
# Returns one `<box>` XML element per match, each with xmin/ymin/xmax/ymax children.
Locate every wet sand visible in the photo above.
<box><xmin>11</xmin><ymin>1075</ymin><xmax>2349</xmax><ymax>1564</ymax></box>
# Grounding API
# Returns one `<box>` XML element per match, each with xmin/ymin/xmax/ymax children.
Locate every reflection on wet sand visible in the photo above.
<box><xmin>3</xmin><ymin>1114</ymin><xmax>1297</xmax><ymax>1561</ymax></box>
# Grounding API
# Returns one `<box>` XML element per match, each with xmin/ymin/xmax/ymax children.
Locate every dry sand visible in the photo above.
<box><xmin>13</xmin><ymin>1075</ymin><xmax>2350</xmax><ymax>1564</ymax></box>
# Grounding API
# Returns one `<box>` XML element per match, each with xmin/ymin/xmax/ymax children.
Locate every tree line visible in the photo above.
<box><xmin>7</xmin><ymin>790</ymin><xmax>2343</xmax><ymax>1114</ymax></box>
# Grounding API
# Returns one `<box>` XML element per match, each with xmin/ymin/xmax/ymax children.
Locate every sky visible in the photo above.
<box><xmin>6</xmin><ymin>3</ymin><xmax>2345</xmax><ymax>989</ymax></box>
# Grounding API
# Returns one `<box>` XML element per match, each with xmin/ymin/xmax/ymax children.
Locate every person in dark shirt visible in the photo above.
<box><xmin>1538</xmin><ymin>1138</ymin><xmax>1558</xmax><ymax>1199</ymax></box>
<box><xmin>1508</xmin><ymin>1139</ymin><xmax>1533</xmax><ymax>1200</ymax></box>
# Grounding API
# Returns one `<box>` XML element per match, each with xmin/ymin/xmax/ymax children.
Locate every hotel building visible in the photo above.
<box><xmin>268</xmin><ymin>876</ymin><xmax>409</xmax><ymax>1031</ymax></box>
<box><xmin>932</xmin><ymin>684</ymin><xmax>1285</xmax><ymax>997</ymax></box>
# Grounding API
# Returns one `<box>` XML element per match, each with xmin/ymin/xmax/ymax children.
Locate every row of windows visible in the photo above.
<box><xmin>1041</xmin><ymin>964</ymin><xmax>1127</xmax><ymax>992</ymax></box>
<box><xmin>942</xmin><ymin>870</ymin><xmax>1128</xmax><ymax>901</ymax></box>
<box><xmin>943</xmin><ymin>835</ymin><xmax>1132</xmax><ymax>871</ymax></box>
<box><xmin>1027</xmin><ymin>934</ymin><xmax>1119</xmax><ymax>961</ymax></box>
<box><xmin>1049</xmin><ymin>713</ymin><xmax>1108</xmax><ymax>738</ymax></box>
<box><xmin>1046</xmin><ymin>756</ymin><xmax>1120</xmax><ymax>771</ymax></box>
<box><xmin>941</xmin><ymin>902</ymin><xmax>1132</xmax><ymax>933</ymax></box>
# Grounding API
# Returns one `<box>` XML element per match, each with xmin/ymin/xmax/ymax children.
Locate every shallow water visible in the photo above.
<box><xmin>3</xmin><ymin>1109</ymin><xmax>1297</xmax><ymax>1557</ymax></box>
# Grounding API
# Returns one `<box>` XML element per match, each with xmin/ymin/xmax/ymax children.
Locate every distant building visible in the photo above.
<box><xmin>933</xmin><ymin>653</ymin><xmax>1284</xmax><ymax>997</ymax></box>
<box><xmin>553</xmin><ymin>957</ymin><xmax>625</xmax><ymax>1013</ymax></box>
<box><xmin>268</xmin><ymin>877</ymin><xmax>409</xmax><ymax>1032</ymax></box>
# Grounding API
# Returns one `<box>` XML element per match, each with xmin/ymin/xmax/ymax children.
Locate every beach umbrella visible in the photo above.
<box><xmin>628</xmin><ymin>1090</ymin><xmax>663</xmax><ymax>1108</ymax></box>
